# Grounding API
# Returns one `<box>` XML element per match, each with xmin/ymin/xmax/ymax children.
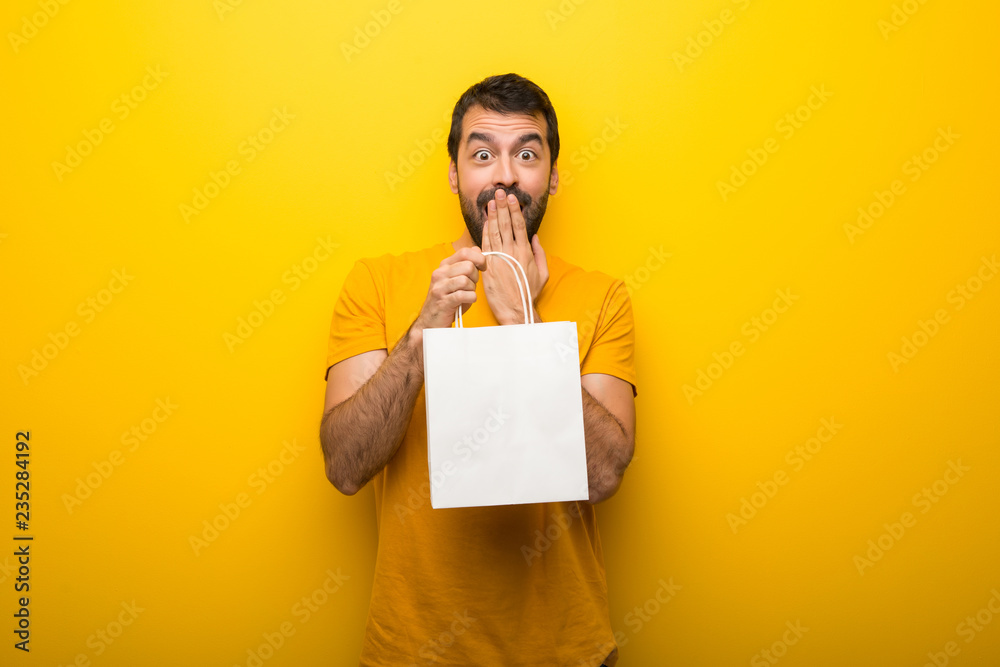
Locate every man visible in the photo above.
<box><xmin>320</xmin><ymin>73</ymin><xmax>636</xmax><ymax>666</ymax></box>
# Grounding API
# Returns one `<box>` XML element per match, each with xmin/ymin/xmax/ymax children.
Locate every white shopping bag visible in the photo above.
<box><xmin>422</xmin><ymin>251</ymin><xmax>590</xmax><ymax>509</ymax></box>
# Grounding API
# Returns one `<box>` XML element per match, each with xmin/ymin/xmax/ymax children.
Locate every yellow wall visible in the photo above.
<box><xmin>3</xmin><ymin>0</ymin><xmax>998</xmax><ymax>664</ymax></box>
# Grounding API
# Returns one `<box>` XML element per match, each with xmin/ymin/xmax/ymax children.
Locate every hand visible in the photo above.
<box><xmin>411</xmin><ymin>247</ymin><xmax>487</xmax><ymax>339</ymax></box>
<box><xmin>481</xmin><ymin>188</ymin><xmax>549</xmax><ymax>325</ymax></box>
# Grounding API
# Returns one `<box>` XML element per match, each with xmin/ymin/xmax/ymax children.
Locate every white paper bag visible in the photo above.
<box><xmin>422</xmin><ymin>251</ymin><xmax>589</xmax><ymax>509</ymax></box>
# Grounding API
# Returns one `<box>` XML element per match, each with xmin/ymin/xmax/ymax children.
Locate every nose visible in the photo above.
<box><xmin>492</xmin><ymin>153</ymin><xmax>517</xmax><ymax>189</ymax></box>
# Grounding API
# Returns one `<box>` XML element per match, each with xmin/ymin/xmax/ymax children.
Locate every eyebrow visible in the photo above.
<box><xmin>466</xmin><ymin>131</ymin><xmax>544</xmax><ymax>149</ymax></box>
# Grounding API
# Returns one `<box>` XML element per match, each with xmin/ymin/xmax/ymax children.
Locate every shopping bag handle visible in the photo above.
<box><xmin>454</xmin><ymin>251</ymin><xmax>534</xmax><ymax>328</ymax></box>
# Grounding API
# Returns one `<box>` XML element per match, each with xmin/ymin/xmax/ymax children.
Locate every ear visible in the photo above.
<box><xmin>448</xmin><ymin>160</ymin><xmax>458</xmax><ymax>194</ymax></box>
<box><xmin>548</xmin><ymin>161</ymin><xmax>559</xmax><ymax>195</ymax></box>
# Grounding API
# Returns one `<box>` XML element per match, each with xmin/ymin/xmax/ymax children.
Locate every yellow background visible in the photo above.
<box><xmin>3</xmin><ymin>0</ymin><xmax>999</xmax><ymax>665</ymax></box>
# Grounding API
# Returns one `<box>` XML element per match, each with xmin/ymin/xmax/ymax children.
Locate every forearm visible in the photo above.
<box><xmin>320</xmin><ymin>326</ymin><xmax>425</xmax><ymax>495</ymax></box>
<box><xmin>581</xmin><ymin>386</ymin><xmax>632</xmax><ymax>504</ymax></box>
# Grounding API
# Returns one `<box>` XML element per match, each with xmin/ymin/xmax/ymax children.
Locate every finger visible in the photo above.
<box><xmin>495</xmin><ymin>188</ymin><xmax>513</xmax><ymax>251</ymax></box>
<box><xmin>485</xmin><ymin>199</ymin><xmax>502</xmax><ymax>254</ymax></box>
<box><xmin>460</xmin><ymin>255</ymin><xmax>483</xmax><ymax>285</ymax></box>
<box><xmin>441</xmin><ymin>247</ymin><xmax>487</xmax><ymax>275</ymax></box>
<box><xmin>441</xmin><ymin>247</ymin><xmax>476</xmax><ymax>266</ymax></box>
<box><xmin>507</xmin><ymin>193</ymin><xmax>530</xmax><ymax>252</ymax></box>
<box><xmin>468</xmin><ymin>246</ymin><xmax>487</xmax><ymax>274</ymax></box>
<box><xmin>448</xmin><ymin>272</ymin><xmax>477</xmax><ymax>294</ymax></box>
<box><xmin>437</xmin><ymin>270</ymin><xmax>477</xmax><ymax>320</ymax></box>
<box><xmin>481</xmin><ymin>207</ymin><xmax>491</xmax><ymax>252</ymax></box>
<box><xmin>447</xmin><ymin>278</ymin><xmax>477</xmax><ymax>316</ymax></box>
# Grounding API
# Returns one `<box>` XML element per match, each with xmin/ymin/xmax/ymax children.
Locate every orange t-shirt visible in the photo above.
<box><xmin>325</xmin><ymin>240</ymin><xmax>637</xmax><ymax>666</ymax></box>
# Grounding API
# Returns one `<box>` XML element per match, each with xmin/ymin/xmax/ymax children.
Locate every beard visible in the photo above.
<box><xmin>458</xmin><ymin>177</ymin><xmax>550</xmax><ymax>249</ymax></box>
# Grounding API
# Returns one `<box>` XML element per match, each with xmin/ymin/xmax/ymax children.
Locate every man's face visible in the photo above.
<box><xmin>449</xmin><ymin>105</ymin><xmax>558</xmax><ymax>248</ymax></box>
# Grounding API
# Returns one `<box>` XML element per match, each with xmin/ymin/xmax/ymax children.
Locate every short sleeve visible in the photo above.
<box><xmin>324</xmin><ymin>260</ymin><xmax>387</xmax><ymax>380</ymax></box>
<box><xmin>580</xmin><ymin>280</ymin><xmax>637</xmax><ymax>397</ymax></box>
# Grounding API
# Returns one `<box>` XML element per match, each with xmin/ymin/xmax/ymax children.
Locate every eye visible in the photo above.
<box><xmin>518</xmin><ymin>150</ymin><xmax>536</xmax><ymax>160</ymax></box>
<box><xmin>474</xmin><ymin>150</ymin><xmax>490</xmax><ymax>161</ymax></box>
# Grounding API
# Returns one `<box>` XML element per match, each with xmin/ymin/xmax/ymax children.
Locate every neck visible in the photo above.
<box><xmin>451</xmin><ymin>228</ymin><xmax>476</xmax><ymax>253</ymax></box>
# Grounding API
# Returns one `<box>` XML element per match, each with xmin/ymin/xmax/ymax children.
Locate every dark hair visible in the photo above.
<box><xmin>447</xmin><ymin>73</ymin><xmax>559</xmax><ymax>168</ymax></box>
